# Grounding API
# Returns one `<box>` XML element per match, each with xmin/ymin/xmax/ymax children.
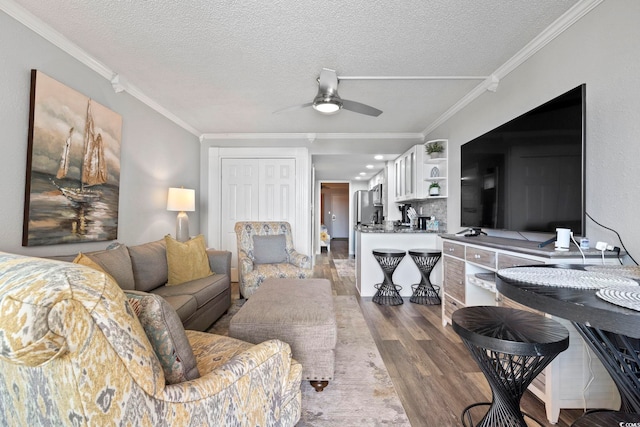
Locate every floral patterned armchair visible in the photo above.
<box><xmin>235</xmin><ymin>222</ymin><xmax>313</xmax><ymax>298</ymax></box>
<box><xmin>0</xmin><ymin>252</ymin><xmax>302</xmax><ymax>426</ymax></box>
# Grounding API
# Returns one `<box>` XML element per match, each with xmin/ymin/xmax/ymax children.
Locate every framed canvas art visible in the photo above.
<box><xmin>22</xmin><ymin>70</ymin><xmax>122</xmax><ymax>246</ymax></box>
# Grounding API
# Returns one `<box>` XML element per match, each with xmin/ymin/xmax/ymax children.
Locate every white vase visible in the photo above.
<box><xmin>429</xmin><ymin>187</ymin><xmax>440</xmax><ymax>196</ymax></box>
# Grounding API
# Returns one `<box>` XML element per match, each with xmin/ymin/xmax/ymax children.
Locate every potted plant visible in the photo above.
<box><xmin>429</xmin><ymin>181</ymin><xmax>440</xmax><ymax>196</ymax></box>
<box><xmin>425</xmin><ymin>141</ymin><xmax>444</xmax><ymax>158</ymax></box>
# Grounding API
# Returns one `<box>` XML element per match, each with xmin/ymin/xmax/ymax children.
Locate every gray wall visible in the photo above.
<box><xmin>428</xmin><ymin>0</ymin><xmax>640</xmax><ymax>260</ymax></box>
<box><xmin>0</xmin><ymin>10</ymin><xmax>201</xmax><ymax>256</ymax></box>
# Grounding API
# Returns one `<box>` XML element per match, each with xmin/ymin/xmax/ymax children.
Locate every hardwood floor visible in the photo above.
<box><xmin>315</xmin><ymin>238</ymin><xmax>583</xmax><ymax>427</ymax></box>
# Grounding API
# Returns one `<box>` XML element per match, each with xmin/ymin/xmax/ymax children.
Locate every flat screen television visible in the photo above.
<box><xmin>460</xmin><ymin>84</ymin><xmax>585</xmax><ymax>236</ymax></box>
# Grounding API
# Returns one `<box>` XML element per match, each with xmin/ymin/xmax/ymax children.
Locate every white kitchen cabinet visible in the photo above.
<box><xmin>393</xmin><ymin>140</ymin><xmax>448</xmax><ymax>202</ymax></box>
<box><xmin>394</xmin><ymin>146</ymin><xmax>416</xmax><ymax>201</ymax></box>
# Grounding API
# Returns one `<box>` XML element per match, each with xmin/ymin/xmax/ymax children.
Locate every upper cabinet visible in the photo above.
<box><xmin>394</xmin><ymin>139</ymin><xmax>448</xmax><ymax>202</ymax></box>
<box><xmin>394</xmin><ymin>146</ymin><xmax>417</xmax><ymax>201</ymax></box>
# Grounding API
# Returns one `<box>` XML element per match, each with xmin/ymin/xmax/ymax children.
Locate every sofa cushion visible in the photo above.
<box><xmin>125</xmin><ymin>291</ymin><xmax>200</xmax><ymax>384</ymax></box>
<box><xmin>253</xmin><ymin>235</ymin><xmax>288</xmax><ymax>264</ymax></box>
<box><xmin>85</xmin><ymin>244</ymin><xmax>136</xmax><ymax>290</ymax></box>
<box><xmin>165</xmin><ymin>235</ymin><xmax>212</xmax><ymax>285</ymax></box>
<box><xmin>153</xmin><ymin>273</ymin><xmax>229</xmax><ymax>310</ymax></box>
<box><xmin>128</xmin><ymin>240</ymin><xmax>169</xmax><ymax>292</ymax></box>
<box><xmin>153</xmin><ymin>293</ymin><xmax>198</xmax><ymax>323</ymax></box>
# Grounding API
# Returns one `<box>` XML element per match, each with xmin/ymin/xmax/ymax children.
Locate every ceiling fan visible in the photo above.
<box><xmin>274</xmin><ymin>68</ymin><xmax>383</xmax><ymax>117</ymax></box>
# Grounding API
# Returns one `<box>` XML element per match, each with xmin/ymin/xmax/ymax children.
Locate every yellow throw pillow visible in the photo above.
<box><xmin>165</xmin><ymin>234</ymin><xmax>213</xmax><ymax>285</ymax></box>
<box><xmin>73</xmin><ymin>252</ymin><xmax>107</xmax><ymax>273</ymax></box>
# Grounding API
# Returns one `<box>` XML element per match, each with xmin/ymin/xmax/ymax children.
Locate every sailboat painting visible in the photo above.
<box><xmin>23</xmin><ymin>70</ymin><xmax>122</xmax><ymax>246</ymax></box>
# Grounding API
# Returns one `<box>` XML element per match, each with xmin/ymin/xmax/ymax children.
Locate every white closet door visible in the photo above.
<box><xmin>221</xmin><ymin>158</ymin><xmax>259</xmax><ymax>279</ymax></box>
<box><xmin>259</xmin><ymin>159</ymin><xmax>296</xmax><ymax>229</ymax></box>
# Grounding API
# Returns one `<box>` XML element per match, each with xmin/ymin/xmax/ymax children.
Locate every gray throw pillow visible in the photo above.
<box><xmin>128</xmin><ymin>240</ymin><xmax>169</xmax><ymax>292</ymax></box>
<box><xmin>125</xmin><ymin>291</ymin><xmax>200</xmax><ymax>384</ymax></box>
<box><xmin>86</xmin><ymin>244</ymin><xmax>136</xmax><ymax>290</ymax></box>
<box><xmin>253</xmin><ymin>235</ymin><xmax>288</xmax><ymax>264</ymax></box>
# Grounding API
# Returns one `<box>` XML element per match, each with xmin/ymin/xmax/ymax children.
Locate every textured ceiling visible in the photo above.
<box><xmin>7</xmin><ymin>0</ymin><xmax>581</xmax><ymax>180</ymax></box>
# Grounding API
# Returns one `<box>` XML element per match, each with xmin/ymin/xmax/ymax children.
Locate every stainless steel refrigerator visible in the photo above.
<box><xmin>354</xmin><ymin>190</ymin><xmax>375</xmax><ymax>224</ymax></box>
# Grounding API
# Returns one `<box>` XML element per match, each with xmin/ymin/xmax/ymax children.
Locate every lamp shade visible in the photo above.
<box><xmin>167</xmin><ymin>187</ymin><xmax>195</xmax><ymax>212</ymax></box>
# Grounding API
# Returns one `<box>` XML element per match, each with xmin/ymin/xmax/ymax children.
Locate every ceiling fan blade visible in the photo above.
<box><xmin>273</xmin><ymin>102</ymin><xmax>313</xmax><ymax>114</ymax></box>
<box><xmin>341</xmin><ymin>99</ymin><xmax>383</xmax><ymax>117</ymax></box>
<box><xmin>318</xmin><ymin>68</ymin><xmax>339</xmax><ymax>95</ymax></box>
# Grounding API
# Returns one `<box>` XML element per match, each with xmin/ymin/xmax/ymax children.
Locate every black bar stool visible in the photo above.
<box><xmin>407</xmin><ymin>249</ymin><xmax>441</xmax><ymax>305</ymax></box>
<box><xmin>452</xmin><ymin>306</ymin><xmax>569</xmax><ymax>427</ymax></box>
<box><xmin>372</xmin><ymin>249</ymin><xmax>405</xmax><ymax>306</ymax></box>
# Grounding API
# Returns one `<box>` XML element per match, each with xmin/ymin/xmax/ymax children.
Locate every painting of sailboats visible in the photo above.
<box><xmin>23</xmin><ymin>70</ymin><xmax>122</xmax><ymax>246</ymax></box>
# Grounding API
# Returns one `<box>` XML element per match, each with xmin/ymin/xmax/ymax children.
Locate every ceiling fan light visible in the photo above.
<box><xmin>313</xmin><ymin>102</ymin><xmax>340</xmax><ymax>114</ymax></box>
<box><xmin>313</xmin><ymin>94</ymin><xmax>342</xmax><ymax>114</ymax></box>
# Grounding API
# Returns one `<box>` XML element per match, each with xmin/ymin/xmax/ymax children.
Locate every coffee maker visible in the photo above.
<box><xmin>398</xmin><ymin>204</ymin><xmax>411</xmax><ymax>225</ymax></box>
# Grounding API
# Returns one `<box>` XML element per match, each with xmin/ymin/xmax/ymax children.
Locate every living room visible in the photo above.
<box><xmin>1</xmin><ymin>0</ymin><xmax>639</xmax><ymax>425</ymax></box>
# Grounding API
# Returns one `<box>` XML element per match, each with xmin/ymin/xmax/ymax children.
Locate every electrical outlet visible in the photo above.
<box><xmin>595</xmin><ymin>241</ymin><xmax>608</xmax><ymax>251</ymax></box>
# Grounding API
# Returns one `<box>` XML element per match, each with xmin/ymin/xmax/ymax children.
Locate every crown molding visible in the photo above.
<box><xmin>2</xmin><ymin>0</ymin><xmax>603</xmax><ymax>142</ymax></box>
<box><xmin>0</xmin><ymin>0</ymin><xmax>200</xmax><ymax>136</ymax></box>
<box><xmin>199</xmin><ymin>132</ymin><xmax>423</xmax><ymax>142</ymax></box>
<box><xmin>423</xmin><ymin>0</ymin><xmax>604</xmax><ymax>135</ymax></box>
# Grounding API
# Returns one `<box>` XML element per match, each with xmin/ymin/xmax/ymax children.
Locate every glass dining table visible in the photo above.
<box><xmin>496</xmin><ymin>264</ymin><xmax>640</xmax><ymax>415</ymax></box>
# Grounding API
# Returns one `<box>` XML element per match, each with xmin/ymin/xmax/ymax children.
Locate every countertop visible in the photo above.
<box><xmin>355</xmin><ymin>225</ymin><xmax>444</xmax><ymax>234</ymax></box>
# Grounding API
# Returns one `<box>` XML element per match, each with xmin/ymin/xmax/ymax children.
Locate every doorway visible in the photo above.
<box><xmin>318</xmin><ymin>182</ymin><xmax>350</xmax><ymax>252</ymax></box>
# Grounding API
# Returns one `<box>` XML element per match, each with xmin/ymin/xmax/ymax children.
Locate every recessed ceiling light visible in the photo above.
<box><xmin>366</xmin><ymin>164</ymin><xmax>374</xmax><ymax>169</ymax></box>
<box><xmin>359</xmin><ymin>172</ymin><xmax>366</xmax><ymax>176</ymax></box>
<box><xmin>374</xmin><ymin>155</ymin><xmax>384</xmax><ymax>160</ymax></box>
<box><xmin>355</xmin><ymin>176</ymin><xmax>361</xmax><ymax>180</ymax></box>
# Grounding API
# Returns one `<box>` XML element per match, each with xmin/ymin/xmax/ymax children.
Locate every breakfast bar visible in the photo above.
<box><xmin>355</xmin><ymin>227</ymin><xmax>442</xmax><ymax>297</ymax></box>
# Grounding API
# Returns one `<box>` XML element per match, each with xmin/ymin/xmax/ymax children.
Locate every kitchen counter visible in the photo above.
<box><xmin>356</xmin><ymin>224</ymin><xmax>445</xmax><ymax>234</ymax></box>
<box><xmin>356</xmin><ymin>227</ymin><xmax>442</xmax><ymax>234</ymax></box>
<box><xmin>355</xmin><ymin>229</ymin><xmax>442</xmax><ymax>297</ymax></box>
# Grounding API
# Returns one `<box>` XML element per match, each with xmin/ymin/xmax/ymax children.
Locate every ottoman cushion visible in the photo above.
<box><xmin>229</xmin><ymin>278</ymin><xmax>336</xmax><ymax>380</ymax></box>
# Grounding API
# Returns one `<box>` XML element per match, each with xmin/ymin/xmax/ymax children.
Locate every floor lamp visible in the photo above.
<box><xmin>167</xmin><ymin>187</ymin><xmax>195</xmax><ymax>242</ymax></box>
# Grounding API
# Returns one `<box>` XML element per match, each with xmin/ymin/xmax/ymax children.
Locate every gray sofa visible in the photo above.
<box><xmin>51</xmin><ymin>239</ymin><xmax>232</xmax><ymax>331</ymax></box>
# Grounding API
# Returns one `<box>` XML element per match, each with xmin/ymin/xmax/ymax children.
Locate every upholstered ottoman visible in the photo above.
<box><xmin>229</xmin><ymin>278</ymin><xmax>337</xmax><ymax>392</ymax></box>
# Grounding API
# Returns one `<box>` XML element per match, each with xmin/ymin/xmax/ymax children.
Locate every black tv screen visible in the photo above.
<box><xmin>460</xmin><ymin>84</ymin><xmax>585</xmax><ymax>236</ymax></box>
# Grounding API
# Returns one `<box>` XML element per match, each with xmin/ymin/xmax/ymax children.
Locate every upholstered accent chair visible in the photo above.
<box><xmin>235</xmin><ymin>222</ymin><xmax>313</xmax><ymax>298</ymax></box>
<box><xmin>0</xmin><ymin>252</ymin><xmax>302</xmax><ymax>426</ymax></box>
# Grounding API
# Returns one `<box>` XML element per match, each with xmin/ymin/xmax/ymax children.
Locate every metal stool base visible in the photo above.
<box><xmin>372</xmin><ymin>283</ymin><xmax>403</xmax><ymax>305</ymax></box>
<box><xmin>410</xmin><ymin>283</ymin><xmax>441</xmax><ymax>305</ymax></box>
<box><xmin>461</xmin><ymin>402</ymin><xmax>545</xmax><ymax>427</ymax></box>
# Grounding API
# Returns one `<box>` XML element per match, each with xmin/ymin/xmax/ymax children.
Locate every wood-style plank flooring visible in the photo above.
<box><xmin>315</xmin><ymin>238</ymin><xmax>584</xmax><ymax>427</ymax></box>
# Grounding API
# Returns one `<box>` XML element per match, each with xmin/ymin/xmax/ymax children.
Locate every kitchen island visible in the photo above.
<box><xmin>355</xmin><ymin>227</ymin><xmax>442</xmax><ymax>297</ymax></box>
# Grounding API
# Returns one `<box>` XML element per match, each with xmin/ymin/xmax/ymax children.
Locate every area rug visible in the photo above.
<box><xmin>333</xmin><ymin>258</ymin><xmax>356</xmax><ymax>278</ymax></box>
<box><xmin>208</xmin><ymin>295</ymin><xmax>410</xmax><ymax>426</ymax></box>
<box><xmin>298</xmin><ymin>295</ymin><xmax>410</xmax><ymax>426</ymax></box>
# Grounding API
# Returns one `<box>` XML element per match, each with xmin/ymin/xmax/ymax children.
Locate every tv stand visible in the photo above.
<box><xmin>440</xmin><ymin>234</ymin><xmax>621</xmax><ymax>423</ymax></box>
